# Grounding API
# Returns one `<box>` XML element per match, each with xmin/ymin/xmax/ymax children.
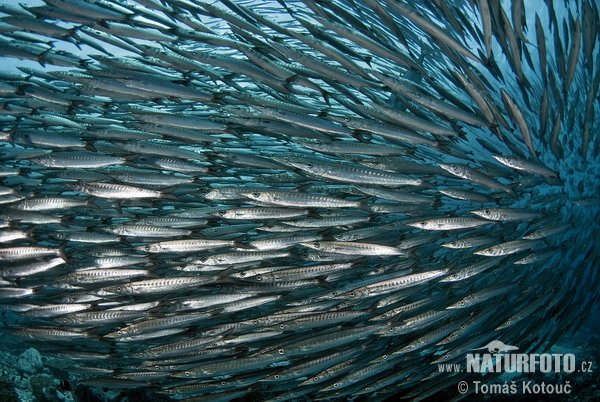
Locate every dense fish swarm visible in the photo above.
<box><xmin>0</xmin><ymin>0</ymin><xmax>599</xmax><ymax>400</ymax></box>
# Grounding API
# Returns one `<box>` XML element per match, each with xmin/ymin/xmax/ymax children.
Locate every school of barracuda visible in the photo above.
<box><xmin>0</xmin><ymin>0</ymin><xmax>599</xmax><ymax>400</ymax></box>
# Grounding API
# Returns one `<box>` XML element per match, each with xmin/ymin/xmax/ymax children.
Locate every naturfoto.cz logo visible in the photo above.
<box><xmin>466</xmin><ymin>340</ymin><xmax>576</xmax><ymax>374</ymax></box>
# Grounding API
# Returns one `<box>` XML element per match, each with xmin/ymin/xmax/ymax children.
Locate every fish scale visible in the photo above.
<box><xmin>0</xmin><ymin>0</ymin><xmax>597</xmax><ymax>401</ymax></box>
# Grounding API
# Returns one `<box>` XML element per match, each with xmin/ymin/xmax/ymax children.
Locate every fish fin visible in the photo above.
<box><xmin>216</xmin><ymin>266</ymin><xmax>235</xmax><ymax>278</ymax></box>
<box><xmin>419</xmin><ymin>179</ymin><xmax>436</xmax><ymax>190</ymax></box>
<box><xmin>286</xmin><ymin>252</ymin><xmax>303</xmax><ymax>261</ymax></box>
<box><xmin>86</xmin><ymin>196</ymin><xmax>101</xmax><ymax>210</ymax></box>
<box><xmin>160</xmin><ymin>187</ymin><xmax>179</xmax><ymax>200</ymax></box>
<box><xmin>233</xmin><ymin>236</ymin><xmax>254</xmax><ymax>250</ymax></box>
<box><xmin>405</xmin><ymin>246</ymin><xmax>420</xmax><ymax>262</ymax></box>
<box><xmin>23</xmin><ymin>226</ymin><xmax>36</xmax><ymax>242</ymax></box>
<box><xmin>58</xmin><ymin>214</ymin><xmax>74</xmax><ymax>228</ymax></box>
<box><xmin>315</xmin><ymin>276</ymin><xmax>333</xmax><ymax>290</ymax></box>
<box><xmin>351</xmin><ymin>130</ymin><xmax>369</xmax><ymax>143</ymax></box>
<box><xmin>307</xmin><ymin>209</ymin><xmax>322</xmax><ymax>219</ymax></box>
<box><xmin>357</xmin><ymin>203</ymin><xmax>373</xmax><ymax>213</ymax></box>
<box><xmin>294</xmin><ymin>183</ymin><xmax>313</xmax><ymax>192</ymax></box>
<box><xmin>366</xmin><ymin>300</ymin><xmax>380</xmax><ymax>313</ymax></box>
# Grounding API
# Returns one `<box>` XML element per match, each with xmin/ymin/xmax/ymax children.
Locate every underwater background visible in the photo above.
<box><xmin>0</xmin><ymin>0</ymin><xmax>599</xmax><ymax>400</ymax></box>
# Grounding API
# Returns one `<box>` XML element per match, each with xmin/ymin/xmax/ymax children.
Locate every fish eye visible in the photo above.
<box><xmin>485</xmin><ymin>209</ymin><xmax>490</xmax><ymax>214</ymax></box>
<box><xmin>278</xmin><ymin>349</ymin><xmax>285</xmax><ymax>354</ymax></box>
<box><xmin>256</xmin><ymin>276</ymin><xmax>262</xmax><ymax>281</ymax></box>
<box><xmin>274</xmin><ymin>374</ymin><xmax>280</xmax><ymax>379</ymax></box>
<box><xmin>305</xmin><ymin>163</ymin><xmax>312</xmax><ymax>168</ymax></box>
<box><xmin>218</xmin><ymin>211</ymin><xmax>226</xmax><ymax>216</ymax></box>
<box><xmin>185</xmin><ymin>371</ymin><xmax>190</xmax><ymax>376</ymax></box>
<box><xmin>313</xmin><ymin>242</ymin><xmax>320</xmax><ymax>247</ymax></box>
<box><xmin>420</xmin><ymin>222</ymin><xmax>426</xmax><ymax>226</ymax></box>
<box><xmin>252</xmin><ymin>192</ymin><xmax>260</xmax><ymax>197</ymax></box>
<box><xmin>333</xmin><ymin>383</ymin><xmax>339</xmax><ymax>388</ymax></box>
<box><xmin>144</xmin><ymin>245</ymin><xmax>151</xmax><ymax>251</ymax></box>
<box><xmin>117</xmin><ymin>331</ymin><xmax>122</xmax><ymax>335</ymax></box>
<box><xmin>279</xmin><ymin>324</ymin><xmax>284</xmax><ymax>329</ymax></box>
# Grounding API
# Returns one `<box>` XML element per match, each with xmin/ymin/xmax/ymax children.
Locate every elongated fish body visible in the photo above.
<box><xmin>0</xmin><ymin>246</ymin><xmax>65</xmax><ymax>261</ymax></box>
<box><xmin>438</xmin><ymin>163</ymin><xmax>516</xmax><ymax>197</ymax></box>
<box><xmin>101</xmin><ymin>225</ymin><xmax>191</xmax><ymax>237</ymax></box>
<box><xmin>371</xmin><ymin>103</ymin><xmax>458</xmax><ymax>137</ymax></box>
<box><xmin>135</xmin><ymin>239</ymin><xmax>236</xmax><ymax>253</ymax></box>
<box><xmin>446</xmin><ymin>283</ymin><xmax>516</xmax><ymax>309</ymax></box>
<box><xmin>96</xmin><ymin>276</ymin><xmax>219</xmax><ymax>296</ymax></box>
<box><xmin>438</xmin><ymin>188</ymin><xmax>495</xmax><ymax>203</ymax></box>
<box><xmin>338</xmin><ymin>268</ymin><xmax>450</xmax><ymax>299</ymax></box>
<box><xmin>11</xmin><ymin>197</ymin><xmax>92</xmax><ymax>211</ymax></box>
<box><xmin>65</xmin><ymin>182</ymin><xmax>175</xmax><ymax>199</ymax></box>
<box><xmin>470</xmin><ymin>208</ymin><xmax>543</xmax><ymax>221</ymax></box>
<box><xmin>281</xmin><ymin>159</ymin><xmax>428</xmax><ymax>187</ymax></box>
<box><xmin>54</xmin><ymin>269</ymin><xmax>152</xmax><ymax>286</ymax></box>
<box><xmin>492</xmin><ymin>155</ymin><xmax>558</xmax><ymax>177</ymax></box>
<box><xmin>240</xmin><ymin>190</ymin><xmax>366</xmax><ymax>209</ymax></box>
<box><xmin>31</xmin><ymin>152</ymin><xmax>132</xmax><ymax>168</ymax></box>
<box><xmin>299</xmin><ymin>241</ymin><xmax>408</xmax><ymax>256</ymax></box>
<box><xmin>474</xmin><ymin>239</ymin><xmax>545</xmax><ymax>256</ymax></box>
<box><xmin>0</xmin><ymin>257</ymin><xmax>65</xmax><ymax>278</ymax></box>
<box><xmin>522</xmin><ymin>223</ymin><xmax>572</xmax><ymax>240</ymax></box>
<box><xmin>440</xmin><ymin>257</ymin><xmax>504</xmax><ymax>282</ymax></box>
<box><xmin>407</xmin><ymin>216</ymin><xmax>492</xmax><ymax>231</ymax></box>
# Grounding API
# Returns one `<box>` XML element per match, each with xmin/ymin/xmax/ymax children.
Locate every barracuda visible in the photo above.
<box><xmin>65</xmin><ymin>182</ymin><xmax>177</xmax><ymax>199</ymax></box>
<box><xmin>0</xmin><ymin>0</ymin><xmax>596</xmax><ymax>401</ymax></box>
